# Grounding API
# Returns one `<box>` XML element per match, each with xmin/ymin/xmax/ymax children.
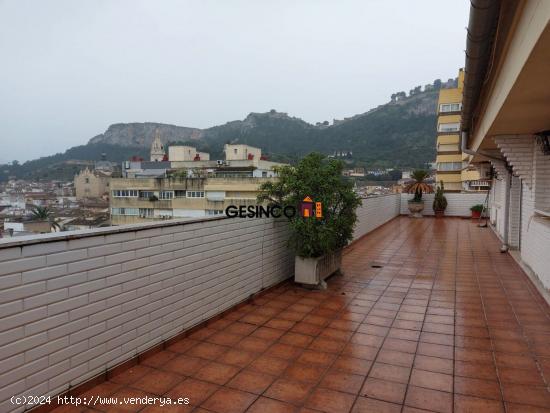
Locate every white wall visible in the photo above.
<box><xmin>0</xmin><ymin>217</ymin><xmax>293</xmax><ymax>412</ymax></box>
<box><xmin>400</xmin><ymin>192</ymin><xmax>488</xmax><ymax>216</ymax></box>
<box><xmin>353</xmin><ymin>194</ymin><xmax>401</xmax><ymax>240</ymax></box>
<box><xmin>519</xmin><ymin>181</ymin><xmax>550</xmax><ymax>293</ymax></box>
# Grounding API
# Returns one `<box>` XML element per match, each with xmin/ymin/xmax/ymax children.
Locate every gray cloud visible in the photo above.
<box><xmin>0</xmin><ymin>0</ymin><xmax>469</xmax><ymax>162</ymax></box>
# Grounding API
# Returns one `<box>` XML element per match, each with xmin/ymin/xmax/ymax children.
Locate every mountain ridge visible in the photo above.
<box><xmin>1</xmin><ymin>84</ymin><xmax>443</xmax><ymax>181</ymax></box>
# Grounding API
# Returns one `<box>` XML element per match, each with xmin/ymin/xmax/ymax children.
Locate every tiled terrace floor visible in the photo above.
<box><xmin>54</xmin><ymin>217</ymin><xmax>550</xmax><ymax>413</ymax></box>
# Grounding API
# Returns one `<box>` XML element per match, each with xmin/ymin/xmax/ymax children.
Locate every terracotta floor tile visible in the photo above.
<box><xmin>193</xmin><ymin>361</ymin><xmax>240</xmax><ymax>385</ymax></box>
<box><xmin>224</xmin><ymin>322</ymin><xmax>258</xmax><ymax>336</ymax></box>
<box><xmin>308</xmin><ymin>336</ymin><xmax>348</xmax><ymax>353</ymax></box>
<box><xmin>405</xmin><ymin>385</ymin><xmax>453</xmax><ymax>413</ymax></box>
<box><xmin>265</xmin><ymin>378</ymin><xmax>314</xmax><ymax>405</ymax></box>
<box><xmin>376</xmin><ymin>349</ymin><xmax>415</xmax><ymax>367</ymax></box>
<box><xmin>291</xmin><ymin>322</ymin><xmax>324</xmax><ymax>336</ymax></box>
<box><xmin>505</xmin><ymin>402</ymin><xmax>550</xmax><ymax>413</ymax></box>
<box><xmin>332</xmin><ymin>356</ymin><xmax>373</xmax><ymax>375</ymax></box>
<box><xmin>501</xmin><ymin>383</ymin><xmax>550</xmax><ymax>408</ymax></box>
<box><xmin>351</xmin><ymin>333</ymin><xmax>385</xmax><ymax>348</ymax></box>
<box><xmin>498</xmin><ymin>366</ymin><xmax>545</xmax><ymax>385</ymax></box>
<box><xmin>236</xmin><ymin>336</ymin><xmax>272</xmax><ymax>353</ymax></box>
<box><xmin>227</xmin><ymin>369</ymin><xmax>275</xmax><ymax>394</ymax></box>
<box><xmin>166</xmin><ymin>378</ymin><xmax>218</xmax><ymax>406</ymax></box>
<box><xmin>305</xmin><ymin>388</ymin><xmax>356</xmax><ymax>413</ymax></box>
<box><xmin>264</xmin><ymin>318</ymin><xmax>297</xmax><ymax>331</ymax></box>
<box><xmin>419</xmin><ymin>332</ymin><xmax>453</xmax><ymax>346</ymax></box>
<box><xmin>357</xmin><ymin>324</ymin><xmax>390</xmax><ymax>337</ymax></box>
<box><xmin>217</xmin><ymin>349</ymin><xmax>257</xmax><ymax>368</ymax></box>
<box><xmin>249</xmin><ymin>354</ymin><xmax>290</xmax><ymax>376</ymax></box>
<box><xmin>284</xmin><ymin>362</ymin><xmax>326</xmax><ymax>383</ymax></box>
<box><xmin>454</xmin><ymin>376</ymin><xmax>501</xmax><ymax>400</ymax></box>
<box><xmin>454</xmin><ymin>360</ymin><xmax>496</xmax><ymax>380</ymax></box>
<box><xmin>187</xmin><ymin>327</ymin><xmax>217</xmax><ymax>341</ymax></box>
<box><xmin>410</xmin><ymin>368</ymin><xmax>453</xmax><ymax>392</ymax></box>
<box><xmin>110</xmin><ymin>365</ymin><xmax>154</xmax><ymax>385</ymax></box>
<box><xmin>320</xmin><ymin>369</ymin><xmax>365</xmax><ymax>394</ymax></box>
<box><xmin>206</xmin><ymin>331</ymin><xmax>243</xmax><ymax>346</ymax></box>
<box><xmin>247</xmin><ymin>397</ymin><xmax>297</xmax><ymax>413</ymax></box>
<box><xmin>319</xmin><ymin>328</ymin><xmax>354</xmax><ymax>342</ymax></box>
<box><xmin>389</xmin><ymin>328</ymin><xmax>421</xmax><ymax>342</ymax></box>
<box><xmin>297</xmin><ymin>350</ymin><xmax>337</xmax><ymax>367</ymax></box>
<box><xmin>454</xmin><ymin>394</ymin><xmax>505</xmax><ymax>413</ymax></box>
<box><xmin>361</xmin><ymin>377</ymin><xmax>407</xmax><ymax>404</ymax></box>
<box><xmin>343</xmin><ymin>343</ymin><xmax>379</xmax><ymax>361</ymax></box>
<box><xmin>250</xmin><ymin>326</ymin><xmax>285</xmax><ymax>341</ymax></box>
<box><xmin>186</xmin><ymin>342</ymin><xmax>228</xmax><ymax>360</ymax></box>
<box><xmin>279</xmin><ymin>332</ymin><xmax>315</xmax><ymax>348</ymax></box>
<box><xmin>351</xmin><ymin>396</ymin><xmax>402</xmax><ymax>413</ymax></box>
<box><xmin>266</xmin><ymin>343</ymin><xmax>304</xmax><ymax>360</ymax></box>
<box><xmin>161</xmin><ymin>354</ymin><xmax>208</xmax><ymax>376</ymax></box>
<box><xmin>130</xmin><ymin>370</ymin><xmax>184</xmax><ymax>395</ymax></box>
<box><xmin>417</xmin><ymin>342</ymin><xmax>453</xmax><ymax>360</ymax></box>
<box><xmin>201</xmin><ymin>387</ymin><xmax>257</xmax><ymax>413</ymax></box>
<box><xmin>382</xmin><ymin>338</ymin><xmax>417</xmax><ymax>354</ymax></box>
<box><xmin>369</xmin><ymin>362</ymin><xmax>411</xmax><ymax>384</ymax></box>
<box><xmin>141</xmin><ymin>350</ymin><xmax>177</xmax><ymax>368</ymax></box>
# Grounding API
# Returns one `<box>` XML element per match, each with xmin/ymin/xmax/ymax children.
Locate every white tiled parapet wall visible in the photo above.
<box><xmin>0</xmin><ymin>216</ymin><xmax>294</xmax><ymax>412</ymax></box>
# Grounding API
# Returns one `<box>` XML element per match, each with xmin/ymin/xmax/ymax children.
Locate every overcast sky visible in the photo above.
<box><xmin>0</xmin><ymin>0</ymin><xmax>470</xmax><ymax>163</ymax></box>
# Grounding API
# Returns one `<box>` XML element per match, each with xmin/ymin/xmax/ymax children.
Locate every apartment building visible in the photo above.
<box><xmin>462</xmin><ymin>0</ymin><xmax>550</xmax><ymax>299</ymax></box>
<box><xmin>436</xmin><ymin>69</ymin><xmax>487</xmax><ymax>192</ymax></box>
<box><xmin>110</xmin><ymin>143</ymin><xmax>285</xmax><ymax>224</ymax></box>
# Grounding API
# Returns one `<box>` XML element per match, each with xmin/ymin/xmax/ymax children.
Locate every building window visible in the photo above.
<box><xmin>437</xmin><ymin>143</ymin><xmax>459</xmax><ymax>152</ymax></box>
<box><xmin>174</xmin><ymin>190</ymin><xmax>186</xmax><ymax>198</ymax></box>
<box><xmin>111</xmin><ymin>207</ymin><xmax>139</xmax><ymax>215</ymax></box>
<box><xmin>159</xmin><ymin>191</ymin><xmax>174</xmax><ymax>200</ymax></box>
<box><xmin>206</xmin><ymin>209</ymin><xmax>224</xmax><ymax>216</ymax></box>
<box><xmin>439</xmin><ymin>103</ymin><xmax>462</xmax><ymax>113</ymax></box>
<box><xmin>85</xmin><ymin>178</ymin><xmax>90</xmax><ymax>184</ymax></box>
<box><xmin>262</xmin><ymin>171</ymin><xmax>268</xmax><ymax>177</ymax></box>
<box><xmin>139</xmin><ymin>191</ymin><xmax>155</xmax><ymax>199</ymax></box>
<box><xmin>437</xmin><ymin>122</ymin><xmax>460</xmax><ymax>133</ymax></box>
<box><xmin>187</xmin><ymin>191</ymin><xmax>205</xmax><ymax>198</ymax></box>
<box><xmin>437</xmin><ymin>162</ymin><xmax>462</xmax><ymax>171</ymax></box>
<box><xmin>112</xmin><ymin>190</ymin><xmax>139</xmax><ymax>197</ymax></box>
<box><xmin>139</xmin><ymin>208</ymin><xmax>154</xmax><ymax>217</ymax></box>
<box><xmin>234</xmin><ymin>148</ymin><xmax>238</xmax><ymax>154</ymax></box>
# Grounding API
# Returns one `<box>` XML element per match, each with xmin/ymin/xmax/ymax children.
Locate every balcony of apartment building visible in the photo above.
<box><xmin>2</xmin><ymin>192</ymin><xmax>549</xmax><ymax>413</ymax></box>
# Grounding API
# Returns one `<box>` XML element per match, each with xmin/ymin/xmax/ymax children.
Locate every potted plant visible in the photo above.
<box><xmin>470</xmin><ymin>204</ymin><xmax>484</xmax><ymax>219</ymax></box>
<box><xmin>258</xmin><ymin>153</ymin><xmax>361</xmax><ymax>288</ymax></box>
<box><xmin>405</xmin><ymin>170</ymin><xmax>433</xmax><ymax>218</ymax></box>
<box><xmin>432</xmin><ymin>181</ymin><xmax>448</xmax><ymax>218</ymax></box>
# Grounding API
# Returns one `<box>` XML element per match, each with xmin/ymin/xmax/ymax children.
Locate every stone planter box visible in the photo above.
<box><xmin>295</xmin><ymin>250</ymin><xmax>342</xmax><ymax>288</ymax></box>
<box><xmin>408</xmin><ymin>200</ymin><xmax>425</xmax><ymax>218</ymax></box>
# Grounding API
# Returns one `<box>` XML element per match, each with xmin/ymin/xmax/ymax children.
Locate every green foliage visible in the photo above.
<box><xmin>0</xmin><ymin>143</ymin><xmax>147</xmax><ymax>182</ymax></box>
<box><xmin>29</xmin><ymin>206</ymin><xmax>60</xmax><ymax>231</ymax></box>
<box><xmin>405</xmin><ymin>169</ymin><xmax>433</xmax><ymax>202</ymax></box>
<box><xmin>470</xmin><ymin>204</ymin><xmax>484</xmax><ymax>212</ymax></box>
<box><xmin>433</xmin><ymin>181</ymin><xmax>448</xmax><ymax>211</ymax></box>
<box><xmin>258</xmin><ymin>153</ymin><xmax>361</xmax><ymax>258</ymax></box>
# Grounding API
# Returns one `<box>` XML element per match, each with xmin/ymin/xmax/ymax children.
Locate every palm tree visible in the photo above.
<box><xmin>29</xmin><ymin>206</ymin><xmax>60</xmax><ymax>231</ymax></box>
<box><xmin>405</xmin><ymin>170</ymin><xmax>433</xmax><ymax>202</ymax></box>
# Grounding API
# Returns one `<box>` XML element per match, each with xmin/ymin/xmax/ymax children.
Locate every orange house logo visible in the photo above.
<box><xmin>300</xmin><ymin>196</ymin><xmax>322</xmax><ymax>218</ymax></box>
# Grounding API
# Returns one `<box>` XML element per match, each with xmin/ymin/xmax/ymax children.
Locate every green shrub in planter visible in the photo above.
<box><xmin>470</xmin><ymin>204</ymin><xmax>484</xmax><ymax>212</ymax></box>
<box><xmin>257</xmin><ymin>152</ymin><xmax>361</xmax><ymax>258</ymax></box>
<box><xmin>433</xmin><ymin>181</ymin><xmax>448</xmax><ymax>215</ymax></box>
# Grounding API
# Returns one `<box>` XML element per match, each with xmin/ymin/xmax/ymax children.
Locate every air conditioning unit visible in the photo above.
<box><xmin>216</xmin><ymin>160</ymin><xmax>224</xmax><ymax>166</ymax></box>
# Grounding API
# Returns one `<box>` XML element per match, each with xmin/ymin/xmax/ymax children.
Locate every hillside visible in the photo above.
<box><xmin>1</xmin><ymin>85</ymin><xmax>440</xmax><ymax>181</ymax></box>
